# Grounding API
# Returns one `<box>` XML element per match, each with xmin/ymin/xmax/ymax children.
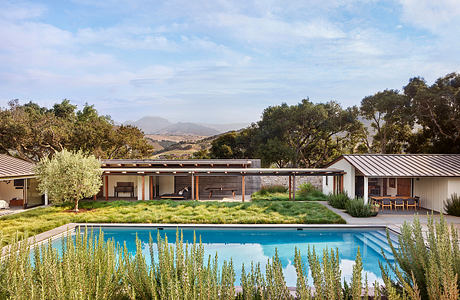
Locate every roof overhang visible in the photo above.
<box><xmin>101</xmin><ymin>167</ymin><xmax>345</xmax><ymax>176</ymax></box>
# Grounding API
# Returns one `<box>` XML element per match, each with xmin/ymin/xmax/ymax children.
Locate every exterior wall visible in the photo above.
<box><xmin>447</xmin><ymin>177</ymin><xmax>460</xmax><ymax>202</ymax></box>
<box><xmin>136</xmin><ymin>176</ymin><xmax>151</xmax><ymax>200</ymax></box>
<box><xmin>105</xmin><ymin>175</ymin><xmax>138</xmax><ymax>197</ymax></box>
<box><xmin>260</xmin><ymin>176</ymin><xmax>322</xmax><ymax>191</ymax></box>
<box><xmin>323</xmin><ymin>159</ymin><xmax>355</xmax><ymax>196</ymax></box>
<box><xmin>413</xmin><ymin>177</ymin><xmax>448</xmax><ymax>212</ymax></box>
<box><xmin>0</xmin><ymin>180</ymin><xmax>23</xmax><ymax>203</ymax></box>
<box><xmin>159</xmin><ymin>176</ymin><xmax>174</xmax><ymax>195</ymax></box>
<box><xmin>175</xmin><ymin>175</ymin><xmax>260</xmax><ymax>198</ymax></box>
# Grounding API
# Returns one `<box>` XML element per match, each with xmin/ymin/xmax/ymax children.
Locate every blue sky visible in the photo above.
<box><xmin>0</xmin><ymin>0</ymin><xmax>459</xmax><ymax>123</ymax></box>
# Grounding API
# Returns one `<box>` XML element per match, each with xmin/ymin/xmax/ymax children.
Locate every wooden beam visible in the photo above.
<box><xmin>105</xmin><ymin>176</ymin><xmax>109</xmax><ymax>201</ymax></box>
<box><xmin>142</xmin><ymin>176</ymin><xmax>145</xmax><ymax>200</ymax></box>
<box><xmin>149</xmin><ymin>176</ymin><xmax>153</xmax><ymax>200</ymax></box>
<box><xmin>242</xmin><ymin>175</ymin><xmax>245</xmax><ymax>202</ymax></box>
<box><xmin>340</xmin><ymin>175</ymin><xmax>344</xmax><ymax>193</ymax></box>
<box><xmin>289</xmin><ymin>175</ymin><xmax>292</xmax><ymax>201</ymax></box>
<box><xmin>196</xmin><ymin>176</ymin><xmax>200</xmax><ymax>200</ymax></box>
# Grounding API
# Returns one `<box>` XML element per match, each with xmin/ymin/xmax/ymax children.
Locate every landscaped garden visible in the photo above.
<box><xmin>0</xmin><ymin>199</ymin><xmax>344</xmax><ymax>245</ymax></box>
<box><xmin>251</xmin><ymin>183</ymin><xmax>328</xmax><ymax>201</ymax></box>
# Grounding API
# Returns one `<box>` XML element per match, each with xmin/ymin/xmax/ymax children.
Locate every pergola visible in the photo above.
<box><xmin>100</xmin><ymin>167</ymin><xmax>345</xmax><ymax>201</ymax></box>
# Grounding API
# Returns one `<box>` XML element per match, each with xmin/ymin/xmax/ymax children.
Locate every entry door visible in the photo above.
<box><xmin>397</xmin><ymin>178</ymin><xmax>411</xmax><ymax>196</ymax></box>
<box><xmin>355</xmin><ymin>176</ymin><xmax>364</xmax><ymax>198</ymax></box>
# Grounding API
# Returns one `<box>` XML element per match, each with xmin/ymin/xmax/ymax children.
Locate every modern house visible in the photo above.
<box><xmin>322</xmin><ymin>154</ymin><xmax>460</xmax><ymax>212</ymax></box>
<box><xmin>0</xmin><ymin>154</ymin><xmax>46</xmax><ymax>208</ymax></box>
<box><xmin>99</xmin><ymin>159</ymin><xmax>343</xmax><ymax>201</ymax></box>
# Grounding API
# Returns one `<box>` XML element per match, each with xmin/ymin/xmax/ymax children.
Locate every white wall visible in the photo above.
<box><xmin>413</xmin><ymin>177</ymin><xmax>448</xmax><ymax>212</ymax></box>
<box><xmin>447</xmin><ymin>178</ymin><xmax>460</xmax><ymax>202</ymax></box>
<box><xmin>159</xmin><ymin>176</ymin><xmax>174</xmax><ymax>195</ymax></box>
<box><xmin>137</xmin><ymin>176</ymin><xmax>151</xmax><ymax>200</ymax></box>
<box><xmin>0</xmin><ymin>180</ymin><xmax>23</xmax><ymax>203</ymax></box>
<box><xmin>105</xmin><ymin>175</ymin><xmax>138</xmax><ymax>197</ymax></box>
<box><xmin>322</xmin><ymin>159</ymin><xmax>355</xmax><ymax>196</ymax></box>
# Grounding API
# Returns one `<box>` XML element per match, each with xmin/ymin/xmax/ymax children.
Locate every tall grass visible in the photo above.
<box><xmin>327</xmin><ymin>193</ymin><xmax>350</xmax><ymax>209</ymax></box>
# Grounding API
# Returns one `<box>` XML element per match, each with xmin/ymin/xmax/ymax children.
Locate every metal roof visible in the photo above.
<box><xmin>102</xmin><ymin>159</ymin><xmax>253</xmax><ymax>166</ymax></box>
<box><xmin>102</xmin><ymin>167</ymin><xmax>344</xmax><ymax>176</ymax></box>
<box><xmin>0</xmin><ymin>154</ymin><xmax>35</xmax><ymax>179</ymax></box>
<box><xmin>338</xmin><ymin>154</ymin><xmax>460</xmax><ymax>177</ymax></box>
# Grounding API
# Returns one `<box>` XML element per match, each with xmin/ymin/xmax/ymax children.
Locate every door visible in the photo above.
<box><xmin>355</xmin><ymin>176</ymin><xmax>364</xmax><ymax>198</ymax></box>
<box><xmin>397</xmin><ymin>178</ymin><xmax>411</xmax><ymax>196</ymax></box>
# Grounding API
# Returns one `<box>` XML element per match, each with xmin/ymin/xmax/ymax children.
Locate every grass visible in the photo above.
<box><xmin>0</xmin><ymin>200</ymin><xmax>345</xmax><ymax>245</ymax></box>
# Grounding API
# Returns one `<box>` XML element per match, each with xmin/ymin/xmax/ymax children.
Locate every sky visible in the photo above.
<box><xmin>0</xmin><ymin>0</ymin><xmax>459</xmax><ymax>124</ymax></box>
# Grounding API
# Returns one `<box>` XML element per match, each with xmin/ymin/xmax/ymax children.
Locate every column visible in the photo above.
<box><xmin>191</xmin><ymin>174</ymin><xmax>195</xmax><ymax>200</ymax></box>
<box><xmin>289</xmin><ymin>175</ymin><xmax>292</xmax><ymax>201</ymax></box>
<box><xmin>293</xmin><ymin>174</ymin><xmax>296</xmax><ymax>201</ymax></box>
<box><xmin>363</xmin><ymin>176</ymin><xmax>369</xmax><ymax>204</ymax></box>
<box><xmin>44</xmin><ymin>192</ymin><xmax>49</xmax><ymax>206</ymax></box>
<box><xmin>242</xmin><ymin>175</ymin><xmax>246</xmax><ymax>202</ymax></box>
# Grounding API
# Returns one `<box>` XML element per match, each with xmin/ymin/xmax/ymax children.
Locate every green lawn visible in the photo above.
<box><xmin>0</xmin><ymin>200</ymin><xmax>345</xmax><ymax>245</ymax></box>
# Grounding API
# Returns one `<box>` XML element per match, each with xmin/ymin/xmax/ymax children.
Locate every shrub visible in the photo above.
<box><xmin>345</xmin><ymin>198</ymin><xmax>377</xmax><ymax>218</ymax></box>
<box><xmin>381</xmin><ymin>215</ymin><xmax>460</xmax><ymax>300</ymax></box>
<box><xmin>259</xmin><ymin>185</ymin><xmax>288</xmax><ymax>194</ymax></box>
<box><xmin>327</xmin><ymin>193</ymin><xmax>350</xmax><ymax>209</ymax></box>
<box><xmin>444</xmin><ymin>193</ymin><xmax>460</xmax><ymax>216</ymax></box>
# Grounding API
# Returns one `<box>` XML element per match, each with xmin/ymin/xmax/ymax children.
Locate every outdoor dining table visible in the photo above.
<box><xmin>370</xmin><ymin>196</ymin><xmax>419</xmax><ymax>209</ymax></box>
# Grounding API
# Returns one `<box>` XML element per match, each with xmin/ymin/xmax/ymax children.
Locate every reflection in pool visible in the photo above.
<box><xmin>51</xmin><ymin>226</ymin><xmax>398</xmax><ymax>287</ymax></box>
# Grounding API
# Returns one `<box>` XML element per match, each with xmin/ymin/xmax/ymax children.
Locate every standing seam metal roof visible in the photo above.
<box><xmin>0</xmin><ymin>154</ymin><xmax>35</xmax><ymax>178</ymax></box>
<box><xmin>340</xmin><ymin>154</ymin><xmax>460</xmax><ymax>177</ymax></box>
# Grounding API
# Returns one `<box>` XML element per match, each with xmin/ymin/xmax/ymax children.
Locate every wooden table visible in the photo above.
<box><xmin>205</xmin><ymin>187</ymin><xmax>237</xmax><ymax>199</ymax></box>
<box><xmin>371</xmin><ymin>196</ymin><xmax>414</xmax><ymax>201</ymax></box>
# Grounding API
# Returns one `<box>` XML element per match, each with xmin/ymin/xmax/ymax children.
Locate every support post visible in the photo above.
<box><xmin>105</xmin><ymin>176</ymin><xmax>109</xmax><ymax>201</ymax></box>
<box><xmin>340</xmin><ymin>175</ymin><xmax>344</xmax><ymax>193</ymax></box>
<box><xmin>45</xmin><ymin>192</ymin><xmax>49</xmax><ymax>205</ymax></box>
<box><xmin>363</xmin><ymin>176</ymin><xmax>369</xmax><ymax>204</ymax></box>
<box><xmin>242</xmin><ymin>175</ymin><xmax>245</xmax><ymax>202</ymax></box>
<box><xmin>23</xmin><ymin>179</ymin><xmax>28</xmax><ymax>209</ymax></box>
<box><xmin>196</xmin><ymin>176</ymin><xmax>199</xmax><ymax>200</ymax></box>
<box><xmin>293</xmin><ymin>174</ymin><xmax>296</xmax><ymax>201</ymax></box>
<box><xmin>142</xmin><ymin>175</ymin><xmax>145</xmax><ymax>200</ymax></box>
<box><xmin>149</xmin><ymin>176</ymin><xmax>153</xmax><ymax>200</ymax></box>
<box><xmin>289</xmin><ymin>175</ymin><xmax>292</xmax><ymax>201</ymax></box>
<box><xmin>191</xmin><ymin>174</ymin><xmax>195</xmax><ymax>200</ymax></box>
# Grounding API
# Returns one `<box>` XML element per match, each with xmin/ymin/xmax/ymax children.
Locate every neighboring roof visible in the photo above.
<box><xmin>332</xmin><ymin>154</ymin><xmax>460</xmax><ymax>177</ymax></box>
<box><xmin>0</xmin><ymin>154</ymin><xmax>35</xmax><ymax>179</ymax></box>
<box><xmin>102</xmin><ymin>159</ymin><xmax>255</xmax><ymax>167</ymax></box>
<box><xmin>102</xmin><ymin>167</ymin><xmax>344</xmax><ymax>176</ymax></box>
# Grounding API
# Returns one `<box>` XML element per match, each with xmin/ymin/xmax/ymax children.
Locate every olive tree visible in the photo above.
<box><xmin>35</xmin><ymin>149</ymin><xmax>102</xmax><ymax>211</ymax></box>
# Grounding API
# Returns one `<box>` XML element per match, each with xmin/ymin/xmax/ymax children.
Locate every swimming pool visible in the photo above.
<box><xmin>50</xmin><ymin>225</ymin><xmax>398</xmax><ymax>287</ymax></box>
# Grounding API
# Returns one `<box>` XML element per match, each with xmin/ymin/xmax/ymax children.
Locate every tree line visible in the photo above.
<box><xmin>197</xmin><ymin>72</ymin><xmax>460</xmax><ymax>167</ymax></box>
<box><xmin>0</xmin><ymin>99</ymin><xmax>153</xmax><ymax>162</ymax></box>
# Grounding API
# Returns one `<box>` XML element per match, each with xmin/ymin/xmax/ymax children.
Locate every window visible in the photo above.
<box><xmin>389</xmin><ymin>178</ymin><xmax>396</xmax><ymax>188</ymax></box>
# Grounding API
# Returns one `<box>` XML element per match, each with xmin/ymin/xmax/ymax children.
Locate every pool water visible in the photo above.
<box><xmin>52</xmin><ymin>226</ymin><xmax>398</xmax><ymax>287</ymax></box>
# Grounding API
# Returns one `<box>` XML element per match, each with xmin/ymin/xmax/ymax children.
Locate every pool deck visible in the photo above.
<box><xmin>318</xmin><ymin>201</ymin><xmax>460</xmax><ymax>234</ymax></box>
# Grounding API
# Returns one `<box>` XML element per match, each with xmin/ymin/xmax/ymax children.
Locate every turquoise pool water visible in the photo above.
<box><xmin>52</xmin><ymin>226</ymin><xmax>398</xmax><ymax>286</ymax></box>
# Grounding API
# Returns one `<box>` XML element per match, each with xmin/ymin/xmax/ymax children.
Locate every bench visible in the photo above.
<box><xmin>114</xmin><ymin>182</ymin><xmax>134</xmax><ymax>198</ymax></box>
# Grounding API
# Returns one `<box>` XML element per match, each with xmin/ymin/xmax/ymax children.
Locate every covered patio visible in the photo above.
<box><xmin>98</xmin><ymin>159</ymin><xmax>345</xmax><ymax>201</ymax></box>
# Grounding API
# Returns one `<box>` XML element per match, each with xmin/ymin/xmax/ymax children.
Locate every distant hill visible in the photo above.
<box><xmin>127</xmin><ymin>116</ymin><xmax>249</xmax><ymax>136</ymax></box>
<box><xmin>127</xmin><ymin>116</ymin><xmax>171</xmax><ymax>134</ymax></box>
<box><xmin>156</xmin><ymin>122</ymin><xmax>220</xmax><ymax>136</ymax></box>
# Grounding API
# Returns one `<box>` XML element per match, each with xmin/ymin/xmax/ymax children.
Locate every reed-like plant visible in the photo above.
<box><xmin>380</xmin><ymin>215</ymin><xmax>460</xmax><ymax>300</ymax></box>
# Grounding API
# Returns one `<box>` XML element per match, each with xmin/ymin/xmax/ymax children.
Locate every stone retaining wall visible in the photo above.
<box><xmin>260</xmin><ymin>176</ymin><xmax>322</xmax><ymax>191</ymax></box>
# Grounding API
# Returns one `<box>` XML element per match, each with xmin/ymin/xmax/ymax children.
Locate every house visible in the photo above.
<box><xmin>99</xmin><ymin>158</ymin><xmax>344</xmax><ymax>201</ymax></box>
<box><xmin>0</xmin><ymin>154</ymin><xmax>46</xmax><ymax>208</ymax></box>
<box><xmin>322</xmin><ymin>154</ymin><xmax>460</xmax><ymax>212</ymax></box>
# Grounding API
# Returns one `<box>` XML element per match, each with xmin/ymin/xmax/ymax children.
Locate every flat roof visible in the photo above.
<box><xmin>102</xmin><ymin>159</ymin><xmax>254</xmax><ymax>167</ymax></box>
<box><xmin>0</xmin><ymin>154</ymin><xmax>35</xmax><ymax>179</ymax></box>
<box><xmin>332</xmin><ymin>154</ymin><xmax>460</xmax><ymax>177</ymax></box>
<box><xmin>101</xmin><ymin>167</ymin><xmax>344</xmax><ymax>176</ymax></box>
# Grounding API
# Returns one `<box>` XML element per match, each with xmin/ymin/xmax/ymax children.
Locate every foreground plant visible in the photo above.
<box><xmin>381</xmin><ymin>215</ymin><xmax>460</xmax><ymax>300</ymax></box>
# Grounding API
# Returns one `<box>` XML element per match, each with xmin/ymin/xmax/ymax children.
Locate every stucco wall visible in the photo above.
<box><xmin>259</xmin><ymin>176</ymin><xmax>322</xmax><ymax>191</ymax></box>
<box><xmin>323</xmin><ymin>159</ymin><xmax>354</xmax><ymax>196</ymax></box>
<box><xmin>0</xmin><ymin>180</ymin><xmax>23</xmax><ymax>203</ymax></box>
<box><xmin>413</xmin><ymin>177</ymin><xmax>448</xmax><ymax>212</ymax></box>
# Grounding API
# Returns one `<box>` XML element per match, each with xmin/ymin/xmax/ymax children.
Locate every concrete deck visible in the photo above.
<box><xmin>318</xmin><ymin>201</ymin><xmax>460</xmax><ymax>233</ymax></box>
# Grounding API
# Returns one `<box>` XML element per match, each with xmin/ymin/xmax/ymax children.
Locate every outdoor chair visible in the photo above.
<box><xmin>406</xmin><ymin>198</ymin><xmax>417</xmax><ymax>210</ymax></box>
<box><xmin>160</xmin><ymin>186</ymin><xmax>192</xmax><ymax>200</ymax></box>
<box><xmin>381</xmin><ymin>198</ymin><xmax>392</xmax><ymax>210</ymax></box>
<box><xmin>393</xmin><ymin>198</ymin><xmax>405</xmax><ymax>210</ymax></box>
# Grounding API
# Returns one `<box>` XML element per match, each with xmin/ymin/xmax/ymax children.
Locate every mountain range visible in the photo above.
<box><xmin>126</xmin><ymin>116</ymin><xmax>249</xmax><ymax>136</ymax></box>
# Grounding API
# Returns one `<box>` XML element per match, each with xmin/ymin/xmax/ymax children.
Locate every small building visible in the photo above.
<box><xmin>0</xmin><ymin>154</ymin><xmax>46</xmax><ymax>208</ymax></box>
<box><xmin>100</xmin><ymin>158</ymin><xmax>344</xmax><ymax>201</ymax></box>
<box><xmin>322</xmin><ymin>154</ymin><xmax>460</xmax><ymax>212</ymax></box>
